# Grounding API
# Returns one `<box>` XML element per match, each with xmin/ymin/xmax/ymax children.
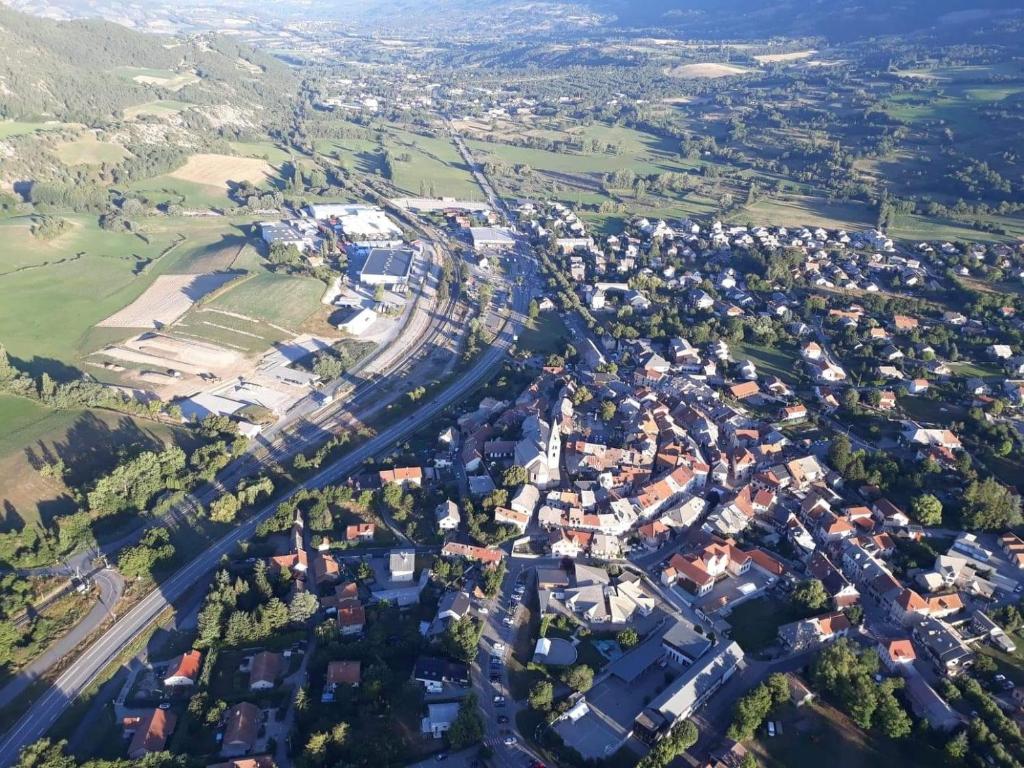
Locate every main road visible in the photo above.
<box><xmin>0</xmin><ymin>255</ymin><xmax>532</xmax><ymax>766</ymax></box>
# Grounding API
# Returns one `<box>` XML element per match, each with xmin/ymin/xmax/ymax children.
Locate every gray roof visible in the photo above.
<box><xmin>574</xmin><ymin>563</ymin><xmax>610</xmax><ymax>587</ymax></box>
<box><xmin>661</xmin><ymin>621</ymin><xmax>713</xmax><ymax>664</ymax></box>
<box><xmin>644</xmin><ymin>641</ymin><xmax>744</xmax><ymax>725</ymax></box>
<box><xmin>437</xmin><ymin>590</ymin><xmax>471</xmax><ymax>619</ymax></box>
<box><xmin>609</xmin><ymin>634</ymin><xmax>669</xmax><ymax>684</ymax></box>
<box><xmin>361</xmin><ymin>247</ymin><xmax>413</xmax><ymax>279</ymax></box>
<box><xmin>389</xmin><ymin>550</ymin><xmax>415</xmax><ymax>575</ymax></box>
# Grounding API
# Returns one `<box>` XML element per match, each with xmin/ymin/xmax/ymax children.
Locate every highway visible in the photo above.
<box><xmin>0</xmin><ymin>242</ymin><xmax>531</xmax><ymax>768</ymax></box>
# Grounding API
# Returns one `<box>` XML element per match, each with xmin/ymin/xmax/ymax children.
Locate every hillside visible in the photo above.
<box><xmin>0</xmin><ymin>5</ymin><xmax>296</xmax><ymax>122</ymax></box>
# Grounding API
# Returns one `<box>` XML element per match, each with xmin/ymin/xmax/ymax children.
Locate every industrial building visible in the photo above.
<box><xmin>470</xmin><ymin>226</ymin><xmax>516</xmax><ymax>252</ymax></box>
<box><xmin>359</xmin><ymin>247</ymin><xmax>414</xmax><ymax>287</ymax></box>
<box><xmin>307</xmin><ymin>203</ymin><xmax>404</xmax><ymax>248</ymax></box>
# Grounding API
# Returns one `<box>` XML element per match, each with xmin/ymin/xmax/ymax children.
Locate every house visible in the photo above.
<box><xmin>801</xmin><ymin>341</ymin><xmax>823</xmax><ymax>361</ymax></box>
<box><xmin>989</xmin><ymin>344</ymin><xmax>1014</xmax><ymax>359</ymax></box>
<box><xmin>336</xmin><ymin>604</ymin><xmax>366</xmax><ymax>636</ymax></box>
<box><xmin>780</xmin><ymin>404</ymin><xmax>808</xmax><ymax>421</ymax></box>
<box><xmin>421</xmin><ymin>702</ymin><xmax>461</xmax><ymax>739</ymax></box>
<box><xmin>433</xmin><ymin>591</ymin><xmax>472</xmax><ymax>630</ymax></box>
<box><xmin>440</xmin><ymin>541</ymin><xmax>505</xmax><ymax>565</ymax></box>
<box><xmin>661</xmin><ymin>621</ymin><xmax>713</xmax><ymax>665</ymax></box>
<box><xmin>510</xmin><ymin>484</ymin><xmax>540</xmax><ymax>516</ymax></box>
<box><xmin>413</xmin><ymin>656</ymin><xmax>470</xmax><ymax>693</ymax></box>
<box><xmin>378</xmin><ymin>466</ymin><xmax>423</xmax><ymax>488</ymax></box>
<box><xmin>912</xmin><ymin>616</ymin><xmax>974</xmax><ymax>677</ymax></box>
<box><xmin>777</xmin><ymin>612</ymin><xmax>851</xmax><ymax>651</ymax></box>
<box><xmin>125</xmin><ymin>709</ymin><xmax>177</xmax><ymax>759</ymax></box>
<box><xmin>878</xmin><ymin>639</ymin><xmax>916</xmax><ymax>675</ymax></box>
<box><xmin>436</xmin><ymin>500</ymin><xmax>461</xmax><ymax>531</ymax></box>
<box><xmin>221</xmin><ymin>702</ymin><xmax>261</xmax><ymax>757</ymax></box>
<box><xmin>249</xmin><ymin>651</ymin><xmax>282</xmax><ymax>691</ymax></box>
<box><xmin>389</xmin><ymin>550</ymin><xmax>416</xmax><ymax>581</ymax></box>
<box><xmin>345</xmin><ymin>523</ymin><xmax>375</xmax><ymax>542</ymax></box>
<box><xmin>638</xmin><ymin>520</ymin><xmax>671</xmax><ymax>549</ymax></box>
<box><xmin>494</xmin><ymin>506</ymin><xmax>531</xmax><ymax>533</ymax></box>
<box><xmin>904</xmin><ymin>676</ymin><xmax>962</xmax><ymax>732</ymax></box>
<box><xmin>728</xmin><ymin>381</ymin><xmax>759</xmax><ymax>400</ymax></box>
<box><xmin>907</xmin><ymin>378</ymin><xmax>929</xmax><ymax>395</ymax></box>
<box><xmin>322</xmin><ymin>660</ymin><xmax>361</xmax><ymax>701</ymax></box>
<box><xmin>163</xmin><ymin>650</ymin><xmax>202</xmax><ymax>687</ymax></box>
<box><xmin>207</xmin><ymin>757</ymin><xmax>275</xmax><ymax>768</ymax></box>
<box><xmin>787</xmin><ymin>674</ymin><xmax>814</xmax><ymax>707</ymax></box>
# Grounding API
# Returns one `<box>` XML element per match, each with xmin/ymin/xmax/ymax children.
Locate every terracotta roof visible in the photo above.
<box><xmin>729</xmin><ymin>381</ymin><xmax>760</xmax><ymax>399</ymax></box>
<box><xmin>128</xmin><ymin>709</ymin><xmax>177</xmax><ymax>757</ymax></box>
<box><xmin>885</xmin><ymin>639</ymin><xmax>916</xmax><ymax>663</ymax></box>
<box><xmin>337</xmin><ymin>604</ymin><xmax>366</xmax><ymax>628</ymax></box>
<box><xmin>379</xmin><ymin>466</ymin><xmax>423</xmax><ymax>484</ymax></box>
<box><xmin>345</xmin><ymin>523</ymin><xmax>375</xmax><ymax>540</ymax></box>
<box><xmin>896</xmin><ymin>588</ymin><xmax>927</xmax><ymax>611</ymax></box>
<box><xmin>748</xmin><ymin>549</ymin><xmax>785</xmax><ymax>576</ymax></box>
<box><xmin>223</xmin><ymin>703</ymin><xmax>261</xmax><ymax>751</ymax></box>
<box><xmin>817</xmin><ymin>612</ymin><xmax>851</xmax><ymax>636</ymax></box>
<box><xmin>165</xmin><ymin>650</ymin><xmax>202</xmax><ymax>683</ymax></box>
<box><xmin>441</xmin><ymin>541</ymin><xmax>504</xmax><ymax>564</ymax></box>
<box><xmin>326</xmin><ymin>660</ymin><xmax>361</xmax><ymax>686</ymax></box>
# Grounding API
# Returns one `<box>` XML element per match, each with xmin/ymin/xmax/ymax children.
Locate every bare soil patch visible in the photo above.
<box><xmin>664</xmin><ymin>63</ymin><xmax>751</xmax><ymax>79</ymax></box>
<box><xmin>97</xmin><ymin>273</ymin><xmax>239</xmax><ymax>329</ymax></box>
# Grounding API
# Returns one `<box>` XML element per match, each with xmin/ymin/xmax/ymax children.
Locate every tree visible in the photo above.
<box><xmin>739</xmin><ymin>754</ymin><xmax>759</xmax><ymax>768</ymax></box>
<box><xmin>792</xmin><ymin>579</ymin><xmax>829</xmax><ymax>613</ymax></box>
<box><xmin>444</xmin><ymin>616</ymin><xmax>483</xmax><ymax>663</ymax></box>
<box><xmin>528</xmin><ymin>299</ymin><xmax>540</xmax><ymax>319</ymax></box>
<box><xmin>447</xmin><ymin>693</ymin><xmax>484</xmax><ymax>749</ymax></box>
<box><xmin>288</xmin><ymin>591</ymin><xmax>319</xmax><ymax>624</ymax></box>
<box><xmin>962</xmin><ymin>478</ymin><xmax>1022</xmax><ymax>530</ymax></box>
<box><xmin>911</xmin><ymin>494</ymin><xmax>943</xmax><ymax>526</ymax></box>
<box><xmin>209</xmin><ymin>493</ymin><xmax>241</xmax><ymax>523</ymax></box>
<box><xmin>600</xmin><ymin>400</ymin><xmax>617</xmax><ymax>421</ymax></box>
<box><xmin>564</xmin><ymin>664</ymin><xmax>594</xmax><ymax>693</ymax></box>
<box><xmin>876</xmin><ymin>686</ymin><xmax>912</xmax><ymax>739</ymax></box>
<box><xmin>528</xmin><ymin>680</ymin><xmax>554</xmax><ymax>711</ymax></box>
<box><xmin>636</xmin><ymin>721</ymin><xmax>698</xmax><ymax>768</ymax></box>
<box><xmin>945</xmin><ymin>731</ymin><xmax>969</xmax><ymax>761</ymax></box>
<box><xmin>14</xmin><ymin>739</ymin><xmax>76</xmax><ymax>768</ymax></box>
<box><xmin>617</xmin><ymin>628</ymin><xmax>640</xmax><ymax>649</ymax></box>
<box><xmin>501</xmin><ymin>465</ymin><xmax>528</xmax><ymax>488</ymax></box>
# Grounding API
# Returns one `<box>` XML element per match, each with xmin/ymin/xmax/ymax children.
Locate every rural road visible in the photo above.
<box><xmin>0</xmin><ymin>284</ymin><xmax>527</xmax><ymax>766</ymax></box>
<box><xmin>0</xmin><ymin>568</ymin><xmax>123</xmax><ymax>711</ymax></box>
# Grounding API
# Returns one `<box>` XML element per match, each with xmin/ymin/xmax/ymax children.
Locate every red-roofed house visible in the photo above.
<box><xmin>126</xmin><ymin>709</ymin><xmax>177</xmax><ymax>759</ymax></box>
<box><xmin>163</xmin><ymin>650</ymin><xmax>202</xmax><ymax>687</ymax></box>
<box><xmin>878</xmin><ymin>639</ymin><xmax>916</xmax><ymax>675</ymax></box>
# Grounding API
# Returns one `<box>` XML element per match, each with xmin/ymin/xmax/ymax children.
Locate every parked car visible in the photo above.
<box><xmin>493</xmin><ymin>695</ymin><xmax>506</xmax><ymax>706</ymax></box>
<box><xmin>504</xmin><ymin>736</ymin><xmax>517</xmax><ymax>746</ymax></box>
<box><xmin>767</xmin><ymin>721</ymin><xmax>776</xmax><ymax>737</ymax></box>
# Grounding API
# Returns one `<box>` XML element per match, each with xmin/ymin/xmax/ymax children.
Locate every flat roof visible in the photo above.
<box><xmin>360</xmin><ymin>248</ymin><xmax>414</xmax><ymax>279</ymax></box>
<box><xmin>470</xmin><ymin>226</ymin><xmax>515</xmax><ymax>245</ymax></box>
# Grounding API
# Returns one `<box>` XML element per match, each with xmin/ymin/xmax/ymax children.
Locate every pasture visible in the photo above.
<box><xmin>123</xmin><ymin>101</ymin><xmax>191</xmax><ymax>119</ymax></box>
<box><xmin>54</xmin><ymin>133</ymin><xmax>130</xmax><ymax>166</ymax></box>
<box><xmin>0</xmin><ymin>121</ymin><xmax>61</xmax><ymax>139</ymax></box>
<box><xmin>114</xmin><ymin>66</ymin><xmax>200</xmax><ymax>91</ymax></box>
<box><xmin>205</xmin><ymin>271</ymin><xmax>329</xmax><ymax>331</ymax></box>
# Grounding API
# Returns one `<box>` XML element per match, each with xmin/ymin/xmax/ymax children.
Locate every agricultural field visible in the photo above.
<box><xmin>54</xmin><ymin>133</ymin><xmax>130</xmax><ymax>166</ymax></box>
<box><xmin>97</xmin><ymin>273</ymin><xmax>241</xmax><ymax>329</ymax></box>
<box><xmin>113</xmin><ymin>66</ymin><xmax>200</xmax><ymax>91</ymax></box>
<box><xmin>385</xmin><ymin>127</ymin><xmax>482</xmax><ymax>198</ymax></box>
<box><xmin>0</xmin><ymin>215</ymin><xmax>255</xmax><ymax>372</ymax></box>
<box><xmin>664</xmin><ymin>62</ymin><xmax>752</xmax><ymax>78</ymax></box>
<box><xmin>205</xmin><ymin>272</ymin><xmax>330</xmax><ymax>331</ymax></box>
<box><xmin>168</xmin><ymin>153</ymin><xmax>277</xmax><ymax>188</ymax></box>
<box><xmin>315</xmin><ymin>136</ymin><xmax>385</xmax><ymax>176</ymax></box>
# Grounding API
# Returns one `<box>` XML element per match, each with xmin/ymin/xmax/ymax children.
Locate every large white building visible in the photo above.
<box><xmin>306</xmin><ymin>204</ymin><xmax>404</xmax><ymax>248</ymax></box>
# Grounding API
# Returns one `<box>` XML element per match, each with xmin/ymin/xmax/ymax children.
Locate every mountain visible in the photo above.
<box><xmin>0</xmin><ymin>5</ymin><xmax>296</xmax><ymax>122</ymax></box>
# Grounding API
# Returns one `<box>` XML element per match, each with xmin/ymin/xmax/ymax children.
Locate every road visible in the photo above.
<box><xmin>0</xmin><ymin>569</ymin><xmax>123</xmax><ymax>712</ymax></box>
<box><xmin>0</xmin><ymin>246</ymin><xmax>530</xmax><ymax>767</ymax></box>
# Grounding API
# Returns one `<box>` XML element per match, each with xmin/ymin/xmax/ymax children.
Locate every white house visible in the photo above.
<box><xmin>436</xmin><ymin>500</ymin><xmax>461</xmax><ymax>532</ymax></box>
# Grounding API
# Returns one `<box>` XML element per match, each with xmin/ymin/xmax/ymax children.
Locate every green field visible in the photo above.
<box><xmin>229</xmin><ymin>140</ymin><xmax>294</xmax><ymax>165</ymax></box>
<box><xmin>386</xmin><ymin>128</ymin><xmax>482</xmax><ymax>198</ymax></box>
<box><xmin>752</xmin><ymin>700</ymin><xmax>948</xmax><ymax>768</ymax></box>
<box><xmin>732</xmin><ymin>340</ymin><xmax>803</xmax><ymax>385</ymax></box>
<box><xmin>0</xmin><ymin>215</ymin><xmax>256</xmax><ymax>371</ymax></box>
<box><xmin>123</xmin><ymin>100</ymin><xmax>191</xmax><ymax>118</ymax></box>
<box><xmin>315</xmin><ymin>136</ymin><xmax>386</xmax><ymax>176</ymax></box>
<box><xmin>205</xmin><ymin>271</ymin><xmax>328</xmax><ymax>330</ymax></box>
<box><xmin>55</xmin><ymin>134</ymin><xmax>130</xmax><ymax>166</ymax></box>
<box><xmin>0</xmin><ymin>394</ymin><xmax>190</xmax><ymax>533</ymax></box>
<box><xmin>127</xmin><ymin>174</ymin><xmax>240</xmax><ymax>209</ymax></box>
<box><xmin>516</xmin><ymin>312</ymin><xmax>570</xmax><ymax>357</ymax></box>
<box><xmin>0</xmin><ymin>121</ymin><xmax>60</xmax><ymax>139</ymax></box>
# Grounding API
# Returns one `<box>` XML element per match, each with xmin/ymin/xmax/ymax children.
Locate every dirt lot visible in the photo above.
<box><xmin>97</xmin><ymin>273</ymin><xmax>239</xmax><ymax>328</ymax></box>
<box><xmin>664</xmin><ymin>63</ymin><xmax>751</xmax><ymax>78</ymax></box>
<box><xmin>753</xmin><ymin>50</ymin><xmax>817</xmax><ymax>64</ymax></box>
<box><xmin>169</xmin><ymin>153</ymin><xmax>276</xmax><ymax>188</ymax></box>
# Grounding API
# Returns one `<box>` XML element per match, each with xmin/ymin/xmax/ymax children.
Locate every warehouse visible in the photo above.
<box><xmin>470</xmin><ymin>226</ymin><xmax>516</xmax><ymax>252</ymax></box>
<box><xmin>359</xmin><ymin>247</ymin><xmax>414</xmax><ymax>287</ymax></box>
<box><xmin>307</xmin><ymin>203</ymin><xmax>404</xmax><ymax>248</ymax></box>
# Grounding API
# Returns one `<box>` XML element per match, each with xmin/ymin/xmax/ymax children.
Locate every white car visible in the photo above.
<box><xmin>767</xmin><ymin>721</ymin><xmax>776</xmax><ymax>737</ymax></box>
<box><xmin>493</xmin><ymin>642</ymin><xmax>506</xmax><ymax>653</ymax></box>
<box><xmin>503</xmin><ymin>736</ymin><xmax>517</xmax><ymax>746</ymax></box>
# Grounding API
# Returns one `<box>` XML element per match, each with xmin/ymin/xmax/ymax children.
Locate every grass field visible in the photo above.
<box><xmin>733</xmin><ymin>340</ymin><xmax>803</xmax><ymax>385</ymax></box>
<box><xmin>0</xmin><ymin>394</ymin><xmax>190</xmax><ymax>533</ymax></box>
<box><xmin>54</xmin><ymin>133</ymin><xmax>130</xmax><ymax>166</ymax></box>
<box><xmin>751</xmin><ymin>700</ymin><xmax>948</xmax><ymax>768</ymax></box>
<box><xmin>205</xmin><ymin>271</ymin><xmax>329</xmax><ymax>330</ymax></box>
<box><xmin>516</xmin><ymin>312</ymin><xmax>570</xmax><ymax>357</ymax></box>
<box><xmin>386</xmin><ymin>127</ymin><xmax>482</xmax><ymax>198</ymax></box>
<box><xmin>725</xmin><ymin>596</ymin><xmax>803</xmax><ymax>653</ymax></box>
<box><xmin>113</xmin><ymin>66</ymin><xmax>200</xmax><ymax>91</ymax></box>
<box><xmin>123</xmin><ymin>100</ymin><xmax>191</xmax><ymax>119</ymax></box>
<box><xmin>228</xmin><ymin>140</ymin><xmax>293</xmax><ymax>165</ymax></box>
<box><xmin>732</xmin><ymin>196</ymin><xmax>874</xmax><ymax>231</ymax></box>
<box><xmin>0</xmin><ymin>215</ymin><xmax>255</xmax><ymax>372</ymax></box>
<box><xmin>0</xmin><ymin>121</ymin><xmax>61</xmax><ymax>139</ymax></box>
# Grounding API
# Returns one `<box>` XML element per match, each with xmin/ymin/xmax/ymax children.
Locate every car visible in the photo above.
<box><xmin>497</xmin><ymin>715</ymin><xmax>509</xmax><ymax>724</ymax></box>
<box><xmin>435</xmin><ymin>753</ymin><xmax>449</xmax><ymax>762</ymax></box>
<box><xmin>767</xmin><ymin>721</ymin><xmax>776</xmax><ymax>737</ymax></box>
<box><xmin>1004</xmin><ymin>680</ymin><xmax>1016</xmax><ymax>691</ymax></box>
<box><xmin>1015</xmin><ymin>583</ymin><xmax>1024</xmax><ymax>594</ymax></box>
<box><xmin>504</xmin><ymin>736</ymin><xmax>517</xmax><ymax>746</ymax></box>
<box><xmin>503</xmin><ymin>616</ymin><xmax>515</xmax><ymax>626</ymax></box>
<box><xmin>158</xmin><ymin>703</ymin><xmax>171</xmax><ymax>710</ymax></box>
<box><xmin>995</xmin><ymin>674</ymin><xmax>1007</xmax><ymax>683</ymax></box>
<box><xmin>494</xmin><ymin>695</ymin><xmax>506</xmax><ymax>705</ymax></box>
<box><xmin>478</xmin><ymin>606</ymin><xmax>489</xmax><ymax>614</ymax></box>
<box><xmin>493</xmin><ymin>642</ymin><xmax>506</xmax><ymax>653</ymax></box>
